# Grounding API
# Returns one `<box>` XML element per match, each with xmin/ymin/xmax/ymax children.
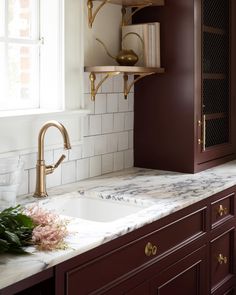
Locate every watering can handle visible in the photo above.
<box><xmin>121</xmin><ymin>32</ymin><xmax>144</xmax><ymax>61</ymax></box>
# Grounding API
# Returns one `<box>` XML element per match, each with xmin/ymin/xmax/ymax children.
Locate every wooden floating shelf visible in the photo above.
<box><xmin>95</xmin><ymin>0</ymin><xmax>164</xmax><ymax>7</ymax></box>
<box><xmin>85</xmin><ymin>66</ymin><xmax>165</xmax><ymax>100</ymax></box>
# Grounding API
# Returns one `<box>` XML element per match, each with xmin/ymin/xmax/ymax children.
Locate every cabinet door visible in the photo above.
<box><xmin>210</xmin><ymin>228</ymin><xmax>235</xmax><ymax>293</ymax></box>
<box><xmin>150</xmin><ymin>246</ymin><xmax>207</xmax><ymax>295</ymax></box>
<box><xmin>197</xmin><ymin>0</ymin><xmax>236</xmax><ymax>164</ymax></box>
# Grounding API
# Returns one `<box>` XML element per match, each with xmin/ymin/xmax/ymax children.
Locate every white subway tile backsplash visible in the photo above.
<box><xmin>77</xmin><ymin>158</ymin><xmax>90</xmax><ymax>181</ymax></box>
<box><xmin>118</xmin><ymin>93</ymin><xmax>129</xmax><ymax>112</ymax></box>
<box><xmin>128</xmin><ymin>93</ymin><xmax>134</xmax><ymax>111</ymax></box>
<box><xmin>95</xmin><ymin>94</ymin><xmax>107</xmax><ymax>114</ymax></box>
<box><xmin>114</xmin><ymin>113</ymin><xmax>125</xmax><ymax>132</ymax></box>
<box><xmin>18</xmin><ymin>170</ymin><xmax>29</xmax><ymax>196</ymax></box>
<box><xmin>62</xmin><ymin>161</ymin><xmax>76</xmax><ymax>185</ymax></box>
<box><xmin>89</xmin><ymin>115</ymin><xmax>102</xmax><ymax>135</ymax></box>
<box><xmin>20</xmin><ymin>153</ymin><xmax>37</xmax><ymax>170</ymax></box>
<box><xmin>94</xmin><ymin>135</ymin><xmax>107</xmax><ymax>155</ymax></box>
<box><xmin>90</xmin><ymin>155</ymin><xmax>102</xmax><ymax>177</ymax></box>
<box><xmin>118</xmin><ymin>132</ymin><xmax>129</xmax><ymax>151</ymax></box>
<box><xmin>69</xmin><ymin>145</ymin><xmax>82</xmax><ymax>161</ymax></box>
<box><xmin>47</xmin><ymin>166</ymin><xmax>62</xmax><ymax>188</ymax></box>
<box><xmin>82</xmin><ymin>137</ymin><xmax>95</xmax><ymax>158</ymax></box>
<box><xmin>107</xmin><ymin>93</ymin><xmax>118</xmax><ymax>113</ymax></box>
<box><xmin>85</xmin><ymin>93</ymin><xmax>95</xmax><ymax>114</ymax></box>
<box><xmin>114</xmin><ymin>151</ymin><xmax>124</xmax><ymax>171</ymax></box>
<box><xmin>29</xmin><ymin>168</ymin><xmax>36</xmax><ymax>194</ymax></box>
<box><xmin>83</xmin><ymin>115</ymin><xmax>89</xmax><ymax>137</ymax></box>
<box><xmin>124</xmin><ymin>149</ymin><xmax>134</xmax><ymax>168</ymax></box>
<box><xmin>102</xmin><ymin>114</ymin><xmax>113</xmax><ymax>134</ymax></box>
<box><xmin>107</xmin><ymin>133</ymin><xmax>118</xmax><ymax>153</ymax></box>
<box><xmin>44</xmin><ymin>150</ymin><xmax>54</xmax><ymax>165</ymax></box>
<box><xmin>128</xmin><ymin>130</ymin><xmax>134</xmax><ymax>149</ymax></box>
<box><xmin>124</xmin><ymin>112</ymin><xmax>134</xmax><ymax>131</ymax></box>
<box><xmin>102</xmin><ymin>153</ymin><xmax>113</xmax><ymax>174</ymax></box>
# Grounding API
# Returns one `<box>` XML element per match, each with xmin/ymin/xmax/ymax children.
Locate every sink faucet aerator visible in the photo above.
<box><xmin>33</xmin><ymin>120</ymin><xmax>71</xmax><ymax>198</ymax></box>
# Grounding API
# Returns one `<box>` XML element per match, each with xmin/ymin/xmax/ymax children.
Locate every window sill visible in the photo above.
<box><xmin>0</xmin><ymin>109</ymin><xmax>90</xmax><ymax>119</ymax></box>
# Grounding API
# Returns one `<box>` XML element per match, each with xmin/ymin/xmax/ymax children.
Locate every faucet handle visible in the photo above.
<box><xmin>45</xmin><ymin>154</ymin><xmax>66</xmax><ymax>175</ymax></box>
<box><xmin>54</xmin><ymin>154</ymin><xmax>66</xmax><ymax>169</ymax></box>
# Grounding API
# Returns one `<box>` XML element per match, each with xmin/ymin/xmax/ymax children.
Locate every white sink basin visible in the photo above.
<box><xmin>41</xmin><ymin>195</ymin><xmax>149</xmax><ymax>223</ymax></box>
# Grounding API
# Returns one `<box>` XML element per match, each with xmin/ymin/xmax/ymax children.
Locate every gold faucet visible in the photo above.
<box><xmin>33</xmin><ymin>120</ymin><xmax>71</xmax><ymax>198</ymax></box>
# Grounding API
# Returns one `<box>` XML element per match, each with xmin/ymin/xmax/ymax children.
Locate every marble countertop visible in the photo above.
<box><xmin>1</xmin><ymin>160</ymin><xmax>236</xmax><ymax>290</ymax></box>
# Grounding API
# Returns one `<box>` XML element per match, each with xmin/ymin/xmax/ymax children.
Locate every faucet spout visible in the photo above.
<box><xmin>34</xmin><ymin>120</ymin><xmax>71</xmax><ymax>198</ymax></box>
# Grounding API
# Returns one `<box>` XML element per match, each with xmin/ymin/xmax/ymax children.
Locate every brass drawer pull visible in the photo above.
<box><xmin>218</xmin><ymin>205</ymin><xmax>228</xmax><ymax>217</ymax></box>
<box><xmin>217</xmin><ymin>254</ymin><xmax>228</xmax><ymax>265</ymax></box>
<box><xmin>145</xmin><ymin>242</ymin><xmax>157</xmax><ymax>257</ymax></box>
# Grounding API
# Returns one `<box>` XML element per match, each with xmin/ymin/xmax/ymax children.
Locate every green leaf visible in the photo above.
<box><xmin>4</xmin><ymin>231</ymin><xmax>21</xmax><ymax>246</ymax></box>
<box><xmin>15</xmin><ymin>214</ymin><xmax>35</xmax><ymax>229</ymax></box>
<box><xmin>0</xmin><ymin>238</ymin><xmax>9</xmax><ymax>253</ymax></box>
<box><xmin>0</xmin><ymin>205</ymin><xmax>36</xmax><ymax>254</ymax></box>
<box><xmin>0</xmin><ymin>223</ymin><xmax>5</xmax><ymax>234</ymax></box>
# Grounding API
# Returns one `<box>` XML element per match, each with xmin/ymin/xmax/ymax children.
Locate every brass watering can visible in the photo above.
<box><xmin>96</xmin><ymin>32</ymin><xmax>144</xmax><ymax>66</ymax></box>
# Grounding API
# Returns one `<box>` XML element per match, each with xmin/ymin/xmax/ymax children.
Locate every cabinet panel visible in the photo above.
<box><xmin>150</xmin><ymin>246</ymin><xmax>207</xmax><ymax>295</ymax></box>
<box><xmin>210</xmin><ymin>228</ymin><xmax>235</xmax><ymax>291</ymax></box>
<box><xmin>64</xmin><ymin>208</ymin><xmax>206</xmax><ymax>294</ymax></box>
<box><xmin>211</xmin><ymin>192</ymin><xmax>235</xmax><ymax>229</ymax></box>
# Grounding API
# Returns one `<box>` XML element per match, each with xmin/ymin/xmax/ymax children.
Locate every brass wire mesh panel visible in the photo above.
<box><xmin>203</xmin><ymin>0</ymin><xmax>229</xmax><ymax>29</ymax></box>
<box><xmin>205</xmin><ymin>118</ymin><xmax>229</xmax><ymax>148</ymax></box>
<box><xmin>203</xmin><ymin>79</ymin><xmax>229</xmax><ymax>114</ymax></box>
<box><xmin>202</xmin><ymin>0</ymin><xmax>230</xmax><ymax>149</ymax></box>
<box><xmin>203</xmin><ymin>32</ymin><xmax>229</xmax><ymax>73</ymax></box>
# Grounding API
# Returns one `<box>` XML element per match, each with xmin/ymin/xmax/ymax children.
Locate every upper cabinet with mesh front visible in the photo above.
<box><xmin>133</xmin><ymin>0</ymin><xmax>236</xmax><ymax>173</ymax></box>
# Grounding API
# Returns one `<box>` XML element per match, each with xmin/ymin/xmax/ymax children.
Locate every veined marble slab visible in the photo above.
<box><xmin>1</xmin><ymin>160</ymin><xmax>236</xmax><ymax>290</ymax></box>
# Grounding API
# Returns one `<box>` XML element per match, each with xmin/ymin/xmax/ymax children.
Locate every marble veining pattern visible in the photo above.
<box><xmin>1</xmin><ymin>160</ymin><xmax>236</xmax><ymax>290</ymax></box>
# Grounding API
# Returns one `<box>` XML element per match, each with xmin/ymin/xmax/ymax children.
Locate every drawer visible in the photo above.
<box><xmin>65</xmin><ymin>207</ymin><xmax>206</xmax><ymax>295</ymax></box>
<box><xmin>210</xmin><ymin>228</ymin><xmax>235</xmax><ymax>291</ymax></box>
<box><xmin>211</xmin><ymin>193</ymin><xmax>234</xmax><ymax>229</ymax></box>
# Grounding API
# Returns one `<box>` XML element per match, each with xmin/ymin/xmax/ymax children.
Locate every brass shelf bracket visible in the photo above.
<box><xmin>121</xmin><ymin>2</ymin><xmax>152</xmax><ymax>26</ymax></box>
<box><xmin>87</xmin><ymin>0</ymin><xmax>109</xmax><ymax>28</ymax></box>
<box><xmin>123</xmin><ymin>72</ymin><xmax>154</xmax><ymax>99</ymax></box>
<box><xmin>89</xmin><ymin>71</ymin><xmax>120</xmax><ymax>101</ymax></box>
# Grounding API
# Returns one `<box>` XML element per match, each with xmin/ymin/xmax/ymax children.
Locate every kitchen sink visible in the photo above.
<box><xmin>40</xmin><ymin>194</ymin><xmax>150</xmax><ymax>223</ymax></box>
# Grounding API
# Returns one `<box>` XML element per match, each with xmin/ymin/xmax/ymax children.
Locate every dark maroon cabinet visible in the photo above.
<box><xmin>53</xmin><ymin>186</ymin><xmax>236</xmax><ymax>295</ymax></box>
<box><xmin>150</xmin><ymin>246</ymin><xmax>207</xmax><ymax>295</ymax></box>
<box><xmin>133</xmin><ymin>0</ymin><xmax>236</xmax><ymax>173</ymax></box>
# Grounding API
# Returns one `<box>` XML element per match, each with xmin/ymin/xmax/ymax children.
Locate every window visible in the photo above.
<box><xmin>0</xmin><ymin>0</ymin><xmax>64</xmax><ymax>111</ymax></box>
<box><xmin>0</xmin><ymin>0</ymin><xmax>85</xmax><ymax>154</ymax></box>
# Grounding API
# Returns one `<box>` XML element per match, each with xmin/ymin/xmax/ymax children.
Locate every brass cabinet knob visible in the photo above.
<box><xmin>218</xmin><ymin>204</ymin><xmax>228</xmax><ymax>217</ymax></box>
<box><xmin>145</xmin><ymin>242</ymin><xmax>157</xmax><ymax>257</ymax></box>
<box><xmin>217</xmin><ymin>253</ymin><xmax>228</xmax><ymax>265</ymax></box>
